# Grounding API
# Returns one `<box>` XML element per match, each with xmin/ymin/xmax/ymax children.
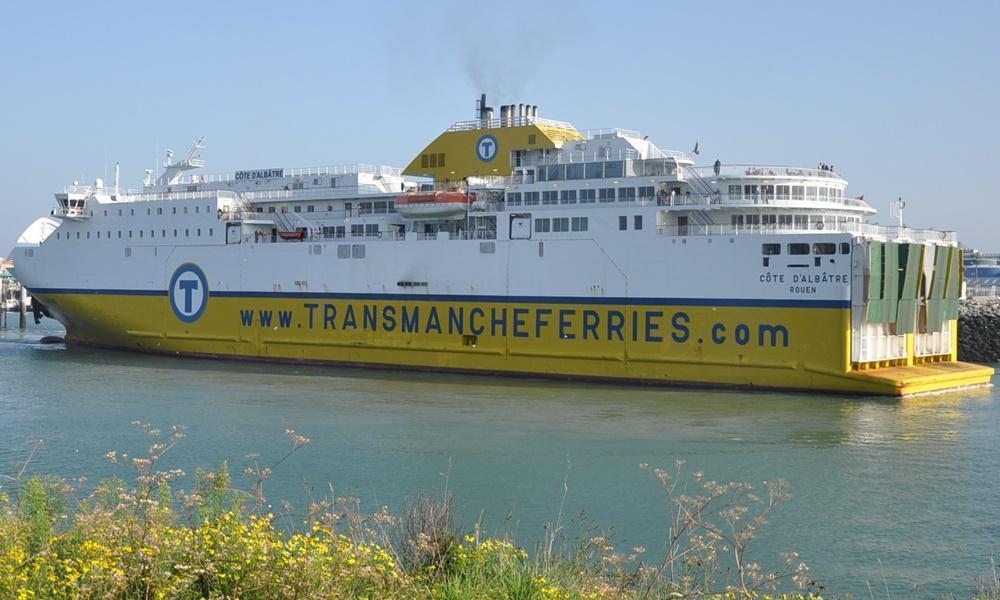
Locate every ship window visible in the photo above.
<box><xmin>778</xmin><ymin>214</ymin><xmax>793</xmax><ymax>226</ymax></box>
<box><xmin>818</xmin><ymin>187</ymin><xmax>829</xmax><ymax>200</ymax></box>
<box><xmin>130</xmin><ymin>209</ymin><xmax>135</xmax><ymax>215</ymax></box>
<box><xmin>619</xmin><ymin>216</ymin><xmax>627</xmax><ymax>230</ymax></box>
<box><xmin>374</xmin><ymin>201</ymin><xmax>387</xmax><ymax>214</ymax></box>
<box><xmin>552</xmin><ymin>217</ymin><xmax>569</xmax><ymax>232</ymax></box>
<box><xmin>619</xmin><ymin>187</ymin><xmax>636</xmax><ymax>202</ymax></box>
<box><xmin>107</xmin><ymin>231</ymin><xmax>111</xmax><ymax>238</ymax></box>
<box><xmin>777</xmin><ymin>185</ymin><xmax>790</xmax><ymax>200</ymax></box>
<box><xmin>172</xmin><ymin>207</ymin><xmax>176</xmax><ymax>214</ymax></box>
<box><xmin>388</xmin><ymin>201</ymin><xmax>396</xmax><ymax>213</ymax></box>
<box><xmin>792</xmin><ymin>185</ymin><xmax>804</xmax><ymax>200</ymax></box>
<box><xmin>268</xmin><ymin>206</ymin><xmax>276</xmax><ymax>213</ymax></box>
<box><xmin>195</xmin><ymin>206</ymin><xmax>200</xmax><ymax>213</ymax></box>
<box><xmin>351</xmin><ymin>244</ymin><xmax>365</xmax><ymax>259</ymax></box>
<box><xmin>534</xmin><ymin>218</ymin><xmax>550</xmax><ymax>233</ymax></box>
<box><xmin>365</xmin><ymin>224</ymin><xmax>378</xmax><ymax>236</ymax></box>
<box><xmin>438</xmin><ymin>153</ymin><xmax>445</xmax><ymax>167</ymax></box>
<box><xmin>744</xmin><ymin>184</ymin><xmax>759</xmax><ymax>199</ymax></box>
<box><xmin>103</xmin><ymin>210</ymin><xmax>107</xmax><ymax>217</ymax></box>
<box><xmin>634</xmin><ymin>215</ymin><xmax>643</xmax><ymax>230</ymax></box>
<box><xmin>813</xmin><ymin>243</ymin><xmax>836</xmax><ymax>255</ymax></box>
<box><xmin>528</xmin><ymin>134</ymin><xmax>537</xmax><ymax>145</ymax></box>
<box><xmin>760</xmin><ymin>185</ymin><xmax>775</xmax><ymax>200</ymax></box>
<box><xmin>840</xmin><ymin>242</ymin><xmax>851</xmax><ymax>254</ymax></box>
<box><xmin>599</xmin><ymin>188</ymin><xmax>616</xmax><ymax>203</ymax></box>
<box><xmin>429</xmin><ymin>154</ymin><xmax>438</xmax><ymax>168</ymax></box>
<box><xmin>585</xmin><ymin>162</ymin><xmax>604</xmax><ymax>178</ymax></box>
<box><xmin>294</xmin><ymin>205</ymin><xmax>301</xmax><ymax>213</ymax></box>
<box><xmin>128</xmin><ymin>231</ymin><xmax>133</xmax><ymax>238</ymax></box>
<box><xmin>580</xmin><ymin>189</ymin><xmax>596</xmax><ymax>203</ymax></box>
<box><xmin>788</xmin><ymin>243</ymin><xmax>810</xmax><ymax>255</ymax></box>
<box><xmin>185</xmin><ymin>229</ymin><xmax>189</xmax><ymax>237</ymax></box>
<box><xmin>793</xmin><ymin>215</ymin><xmax>808</xmax><ymax>228</ymax></box>
<box><xmin>762</xmin><ymin>243</ymin><xmax>781</xmax><ymax>255</ymax></box>
<box><xmin>559</xmin><ymin>190</ymin><xmax>577</xmax><ymax>204</ymax></box>
<box><xmin>183</xmin><ymin>207</ymin><xmax>188</xmax><ymax>214</ymax></box>
<box><xmin>421</xmin><ymin>154</ymin><xmax>429</xmax><ymax>169</ymax></box>
<box><xmin>351</xmin><ymin>224</ymin><xmax>364</xmax><ymax>236</ymax></box>
<box><xmin>566</xmin><ymin>164</ymin><xmax>584</xmax><ymax>180</ymax></box>
<box><xmin>524</xmin><ymin>191</ymin><xmax>540</xmax><ymax>205</ymax></box>
<box><xmin>75</xmin><ymin>232</ymin><xmax>80</xmax><ymax>239</ymax></box>
<box><xmin>546</xmin><ymin>165</ymin><xmax>563</xmax><ymax>181</ymax></box>
<box><xmin>728</xmin><ymin>185</ymin><xmax>742</xmax><ymax>199</ymax></box>
<box><xmin>139</xmin><ymin>230</ymin><xmax>143</xmax><ymax>238</ymax></box>
<box><xmin>806</xmin><ymin>186</ymin><xmax>817</xmax><ymax>200</ymax></box>
<box><xmin>571</xmin><ymin>216</ymin><xmax>588</xmax><ymax>232</ymax></box>
<box><xmin>56</xmin><ymin>232</ymin><xmax>60</xmax><ymax>239</ymax></box>
<box><xmin>118</xmin><ymin>231</ymin><xmax>122</xmax><ymax>238</ymax></box>
<box><xmin>542</xmin><ymin>191</ymin><xmax>558</xmax><ymax>205</ymax></box>
<box><xmin>157</xmin><ymin>207</ymin><xmax>162</xmax><ymax>215</ymax></box>
<box><xmin>96</xmin><ymin>232</ymin><xmax>100</xmax><ymax>239</ymax></box>
<box><xmin>638</xmin><ymin>186</ymin><xmax>655</xmax><ymax>201</ymax></box>
<box><xmin>338</xmin><ymin>244</ymin><xmax>350</xmax><ymax>259</ymax></box>
<box><xmin>604</xmin><ymin>161</ymin><xmax>624</xmax><ymax>178</ymax></box>
<box><xmin>118</xmin><ymin>209</ymin><xmax>123</xmax><ymax>216</ymax></box>
<box><xmin>506</xmin><ymin>192</ymin><xmax>522</xmax><ymax>206</ymax></box>
<box><xmin>162</xmin><ymin>230</ymin><xmax>166</xmax><ymax>237</ymax></box>
<box><xmin>147</xmin><ymin>208</ymin><xmax>151</xmax><ymax>215</ymax></box>
<box><xmin>173</xmin><ymin>229</ymin><xmax>177</xmax><ymax>237</ymax></box>
<box><xmin>197</xmin><ymin>228</ymin><xmax>202</xmax><ymax>236</ymax></box>
<box><xmin>762</xmin><ymin>214</ymin><xmax>776</xmax><ymax>225</ymax></box>
<box><xmin>359</xmin><ymin>202</ymin><xmax>373</xmax><ymax>214</ymax></box>
<box><xmin>151</xmin><ymin>230</ymin><xmax>155</xmax><ymax>238</ymax></box>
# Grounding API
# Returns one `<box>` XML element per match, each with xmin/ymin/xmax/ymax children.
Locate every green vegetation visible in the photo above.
<box><xmin>0</xmin><ymin>423</ymin><xmax>995</xmax><ymax>599</ymax></box>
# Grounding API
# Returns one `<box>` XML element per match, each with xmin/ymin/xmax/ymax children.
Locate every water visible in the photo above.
<box><xmin>2</xmin><ymin>320</ymin><xmax>998</xmax><ymax>597</ymax></box>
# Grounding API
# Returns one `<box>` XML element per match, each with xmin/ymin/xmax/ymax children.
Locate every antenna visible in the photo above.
<box><xmin>890</xmin><ymin>197</ymin><xmax>906</xmax><ymax>228</ymax></box>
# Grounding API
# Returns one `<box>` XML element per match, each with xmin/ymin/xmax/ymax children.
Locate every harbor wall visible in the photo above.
<box><xmin>958</xmin><ymin>299</ymin><xmax>1000</xmax><ymax>364</ymax></box>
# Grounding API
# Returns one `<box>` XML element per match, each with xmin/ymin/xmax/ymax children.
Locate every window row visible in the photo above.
<box><xmin>56</xmin><ymin>228</ymin><xmax>214</xmax><ymax>240</ymax></box>
<box><xmin>731</xmin><ymin>214</ymin><xmax>863</xmax><ymax>227</ymax></box>
<box><xmin>534</xmin><ymin>216</ymin><xmax>589</xmax><ymax>233</ymax></box>
<box><xmin>260</xmin><ymin>201</ymin><xmax>394</xmax><ymax>215</ymax></box>
<box><xmin>102</xmin><ymin>204</ymin><xmax>214</xmax><ymax>217</ymax></box>
<box><xmin>533</xmin><ymin>158</ymin><xmax>678</xmax><ymax>182</ymax></box>
<box><xmin>508</xmin><ymin>186</ymin><xmax>655</xmax><ymax>206</ymax></box>
<box><xmin>762</xmin><ymin>242</ymin><xmax>851</xmax><ymax>256</ymax></box>
<box><xmin>727</xmin><ymin>184</ymin><xmax>845</xmax><ymax>201</ymax></box>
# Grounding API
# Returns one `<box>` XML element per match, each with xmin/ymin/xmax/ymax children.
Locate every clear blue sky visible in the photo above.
<box><xmin>2</xmin><ymin>0</ymin><xmax>997</xmax><ymax>252</ymax></box>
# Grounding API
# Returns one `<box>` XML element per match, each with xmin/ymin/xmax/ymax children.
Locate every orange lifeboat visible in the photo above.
<box><xmin>394</xmin><ymin>190</ymin><xmax>475</xmax><ymax>220</ymax></box>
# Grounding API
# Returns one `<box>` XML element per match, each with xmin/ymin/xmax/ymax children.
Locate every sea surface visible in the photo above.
<box><xmin>1</xmin><ymin>320</ymin><xmax>998</xmax><ymax>598</ymax></box>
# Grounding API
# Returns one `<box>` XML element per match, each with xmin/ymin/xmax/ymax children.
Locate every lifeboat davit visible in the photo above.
<box><xmin>394</xmin><ymin>190</ymin><xmax>474</xmax><ymax>220</ymax></box>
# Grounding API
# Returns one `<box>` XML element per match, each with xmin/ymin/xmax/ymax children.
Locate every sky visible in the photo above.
<box><xmin>1</xmin><ymin>0</ymin><xmax>998</xmax><ymax>253</ymax></box>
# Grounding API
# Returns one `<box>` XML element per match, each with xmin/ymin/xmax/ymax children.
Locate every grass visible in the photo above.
<box><xmin>0</xmin><ymin>423</ymin><xmax>995</xmax><ymax>599</ymax></box>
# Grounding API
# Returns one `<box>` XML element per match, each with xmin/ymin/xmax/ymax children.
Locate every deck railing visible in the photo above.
<box><xmin>657</xmin><ymin>221</ymin><xmax>956</xmax><ymax>242</ymax></box>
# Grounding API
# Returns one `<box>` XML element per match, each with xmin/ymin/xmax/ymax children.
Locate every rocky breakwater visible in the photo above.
<box><xmin>958</xmin><ymin>299</ymin><xmax>1000</xmax><ymax>363</ymax></box>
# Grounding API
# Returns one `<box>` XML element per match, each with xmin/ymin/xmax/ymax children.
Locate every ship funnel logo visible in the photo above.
<box><xmin>476</xmin><ymin>134</ymin><xmax>499</xmax><ymax>163</ymax></box>
<box><xmin>168</xmin><ymin>263</ymin><xmax>209</xmax><ymax>323</ymax></box>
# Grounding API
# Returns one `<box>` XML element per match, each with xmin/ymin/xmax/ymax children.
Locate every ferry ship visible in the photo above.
<box><xmin>10</xmin><ymin>96</ymin><xmax>994</xmax><ymax>395</ymax></box>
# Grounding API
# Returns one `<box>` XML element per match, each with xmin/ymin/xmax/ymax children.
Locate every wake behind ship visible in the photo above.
<box><xmin>10</xmin><ymin>96</ymin><xmax>994</xmax><ymax>395</ymax></box>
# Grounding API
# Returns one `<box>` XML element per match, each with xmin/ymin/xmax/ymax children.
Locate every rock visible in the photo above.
<box><xmin>958</xmin><ymin>299</ymin><xmax>1000</xmax><ymax>363</ymax></box>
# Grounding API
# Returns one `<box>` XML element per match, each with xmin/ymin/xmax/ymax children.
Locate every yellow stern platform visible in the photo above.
<box><xmin>844</xmin><ymin>362</ymin><xmax>995</xmax><ymax>396</ymax></box>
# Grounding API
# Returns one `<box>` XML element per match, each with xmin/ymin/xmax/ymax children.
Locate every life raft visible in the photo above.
<box><xmin>394</xmin><ymin>190</ymin><xmax>475</xmax><ymax>220</ymax></box>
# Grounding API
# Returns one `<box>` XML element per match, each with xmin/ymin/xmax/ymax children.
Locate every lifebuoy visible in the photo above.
<box><xmin>816</xmin><ymin>222</ymin><xmax>825</xmax><ymax>230</ymax></box>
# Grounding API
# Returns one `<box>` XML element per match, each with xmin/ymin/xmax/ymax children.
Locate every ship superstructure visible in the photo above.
<box><xmin>10</xmin><ymin>95</ymin><xmax>993</xmax><ymax>395</ymax></box>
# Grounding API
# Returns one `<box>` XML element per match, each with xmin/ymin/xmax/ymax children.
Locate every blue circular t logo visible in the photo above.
<box><xmin>476</xmin><ymin>134</ymin><xmax>499</xmax><ymax>163</ymax></box>
<box><xmin>169</xmin><ymin>263</ymin><xmax>209</xmax><ymax>323</ymax></box>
